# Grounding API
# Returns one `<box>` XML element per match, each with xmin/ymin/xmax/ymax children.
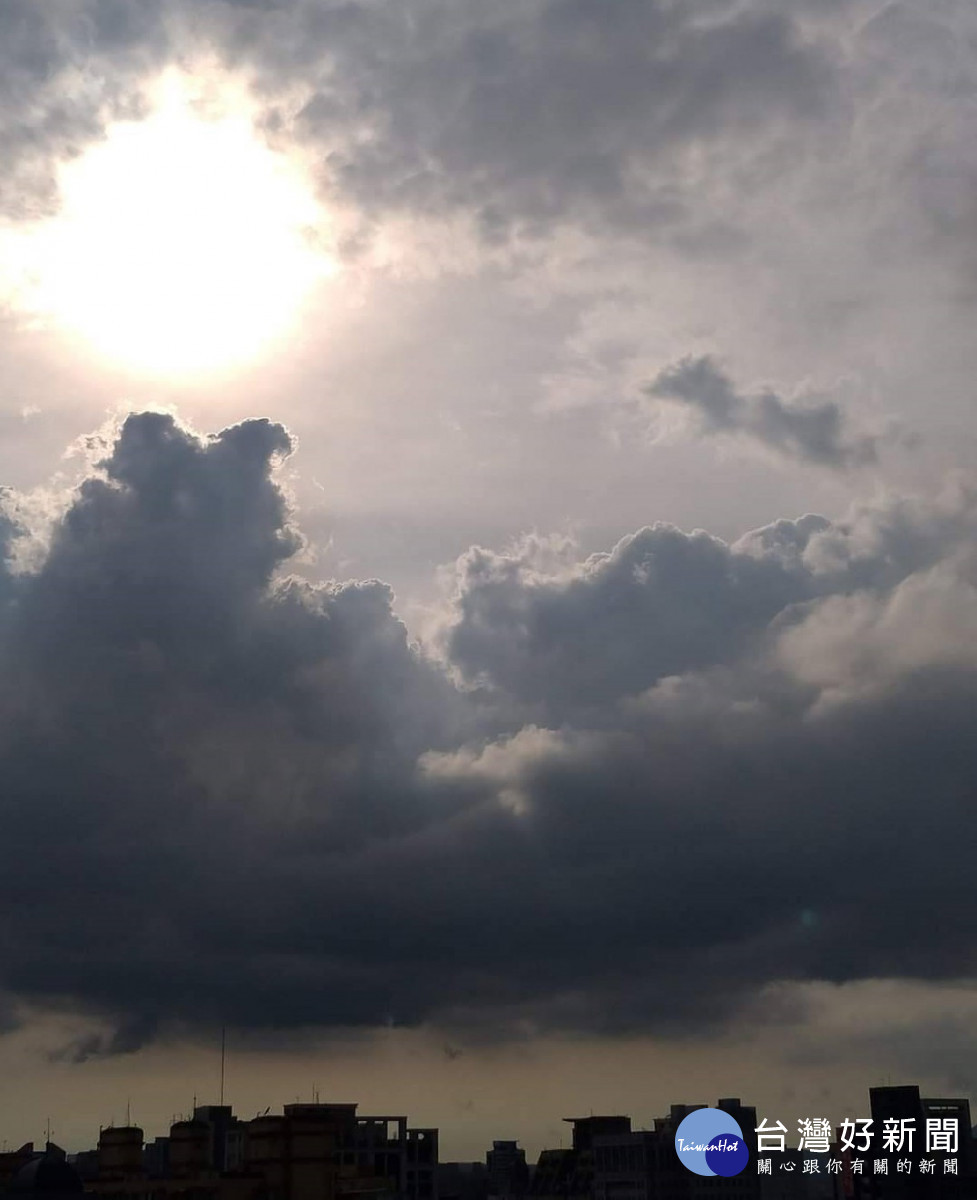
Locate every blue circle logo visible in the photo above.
<box><xmin>674</xmin><ymin>1108</ymin><xmax>749</xmax><ymax>1177</ymax></box>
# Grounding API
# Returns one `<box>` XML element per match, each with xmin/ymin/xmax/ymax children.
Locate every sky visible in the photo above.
<box><xmin>2</xmin><ymin>0</ymin><xmax>977</xmax><ymax>1163</ymax></box>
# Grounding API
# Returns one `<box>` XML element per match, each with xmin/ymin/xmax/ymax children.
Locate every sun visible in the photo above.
<box><xmin>3</xmin><ymin>70</ymin><xmax>335</xmax><ymax>378</ymax></box>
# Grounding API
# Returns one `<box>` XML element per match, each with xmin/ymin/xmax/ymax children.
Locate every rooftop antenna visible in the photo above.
<box><xmin>45</xmin><ymin>1118</ymin><xmax>51</xmax><ymax>1147</ymax></box>
<box><xmin>220</xmin><ymin>1026</ymin><xmax>226</xmax><ymax>1108</ymax></box>
<box><xmin>126</xmin><ymin>1100</ymin><xmax>131</xmax><ymax>1127</ymax></box>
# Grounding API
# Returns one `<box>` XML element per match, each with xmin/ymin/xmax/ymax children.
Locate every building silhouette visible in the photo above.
<box><xmin>3</xmin><ymin>1144</ymin><xmax>84</xmax><ymax>1200</ymax></box>
<box><xmin>851</xmin><ymin>1085</ymin><xmax>974</xmax><ymax>1198</ymax></box>
<box><xmin>436</xmin><ymin>1162</ymin><xmax>487</xmax><ymax>1200</ymax></box>
<box><xmin>52</xmin><ymin>1102</ymin><xmax>437</xmax><ymax>1200</ymax></box>
<box><xmin>485</xmin><ymin>1143</ymin><xmax>528</xmax><ymax>1199</ymax></box>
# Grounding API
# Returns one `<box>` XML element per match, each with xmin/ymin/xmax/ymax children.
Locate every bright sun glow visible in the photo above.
<box><xmin>2</xmin><ymin>71</ymin><xmax>335</xmax><ymax>378</ymax></box>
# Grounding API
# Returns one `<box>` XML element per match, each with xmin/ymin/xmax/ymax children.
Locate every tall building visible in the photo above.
<box><xmin>855</xmin><ymin>1085</ymin><xmax>973</xmax><ymax>1198</ymax></box>
<box><xmin>405</xmin><ymin>1127</ymin><xmax>438</xmax><ymax>1200</ymax></box>
<box><xmin>97</xmin><ymin>1127</ymin><xmax>145</xmax><ymax>1181</ymax></box>
<box><xmin>191</xmin><ymin>1107</ymin><xmax>247</xmax><ymax>1174</ymax></box>
<box><xmin>244</xmin><ymin>1103</ymin><xmax>437</xmax><ymax>1200</ymax></box>
<box><xmin>485</xmin><ymin>1142</ymin><xmax>528</xmax><ymax>1199</ymax></box>
<box><xmin>143</xmin><ymin>1137</ymin><xmax>171</xmax><ymax>1180</ymax></box>
<box><xmin>591</xmin><ymin>1127</ymin><xmax>661</xmax><ymax>1200</ymax></box>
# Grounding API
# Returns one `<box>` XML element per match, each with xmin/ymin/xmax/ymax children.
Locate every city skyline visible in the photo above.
<box><xmin>3</xmin><ymin>1074</ymin><xmax>974</xmax><ymax>1165</ymax></box>
<box><xmin>4</xmin><ymin>1081</ymin><xmax>971</xmax><ymax>1200</ymax></box>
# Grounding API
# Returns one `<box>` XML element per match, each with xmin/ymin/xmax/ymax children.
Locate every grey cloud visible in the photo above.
<box><xmin>0</xmin><ymin>413</ymin><xmax>463</xmax><ymax>1042</ymax></box>
<box><xmin>417</xmin><ymin>660</ymin><xmax>977</xmax><ymax>1035</ymax></box>
<box><xmin>0</xmin><ymin>0</ymin><xmax>170</xmax><ymax>218</ymax></box>
<box><xmin>0</xmin><ymin>0</ymin><xmax>832</xmax><ymax>238</ymax></box>
<box><xmin>647</xmin><ymin>356</ymin><xmax>882</xmax><ymax>468</ymax></box>
<box><xmin>438</xmin><ymin>480</ymin><xmax>977</xmax><ymax>722</ymax></box>
<box><xmin>440</xmin><ymin>522</ymin><xmax>819</xmax><ymax>722</ymax></box>
<box><xmin>0</xmin><ymin>490</ymin><xmax>25</xmax><ymax>626</ymax></box>
<box><xmin>270</xmin><ymin>0</ymin><xmax>831</xmax><ymax>238</ymax></box>
<box><xmin>0</xmin><ymin>489</ymin><xmax>20</xmax><ymax>568</ymax></box>
<box><xmin>3</xmin><ymin>412</ymin><xmax>977</xmax><ymax>1053</ymax></box>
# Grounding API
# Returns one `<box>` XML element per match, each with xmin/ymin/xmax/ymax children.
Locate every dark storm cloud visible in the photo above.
<box><xmin>3</xmin><ymin>414</ymin><xmax>977</xmax><ymax>1051</ymax></box>
<box><xmin>0</xmin><ymin>413</ymin><xmax>463</xmax><ymax>1042</ymax></box>
<box><xmin>647</xmin><ymin>356</ymin><xmax>881</xmax><ymax>468</ymax></box>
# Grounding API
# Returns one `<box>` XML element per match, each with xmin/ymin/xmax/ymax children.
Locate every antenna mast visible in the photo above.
<box><xmin>220</xmin><ymin>1026</ymin><xmax>226</xmax><ymax>1107</ymax></box>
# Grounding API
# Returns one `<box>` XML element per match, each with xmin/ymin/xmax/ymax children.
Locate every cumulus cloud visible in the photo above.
<box><xmin>646</xmin><ymin>355</ymin><xmax>882</xmax><ymax>468</ymax></box>
<box><xmin>439</xmin><ymin>520</ymin><xmax>819</xmax><ymax>721</ymax></box>
<box><xmin>0</xmin><ymin>412</ymin><xmax>462</xmax><ymax>1044</ymax></box>
<box><xmin>439</xmin><ymin>475</ymin><xmax>977</xmax><ymax>722</ymax></box>
<box><xmin>2</xmin><ymin>413</ymin><xmax>977</xmax><ymax>1053</ymax></box>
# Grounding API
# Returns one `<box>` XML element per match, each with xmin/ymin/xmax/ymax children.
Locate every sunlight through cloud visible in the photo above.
<box><xmin>1</xmin><ymin>69</ymin><xmax>336</xmax><ymax>379</ymax></box>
